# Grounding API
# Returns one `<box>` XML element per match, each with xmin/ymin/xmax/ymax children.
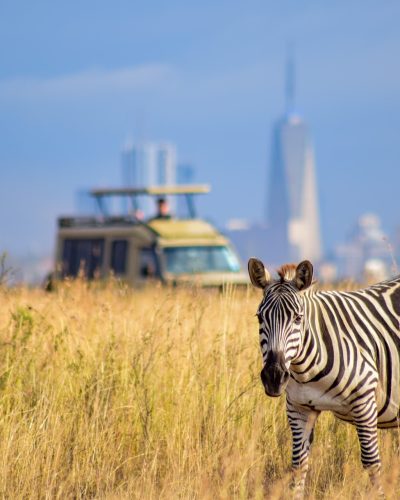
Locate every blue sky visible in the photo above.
<box><xmin>1</xmin><ymin>1</ymin><xmax>400</xmax><ymax>258</ymax></box>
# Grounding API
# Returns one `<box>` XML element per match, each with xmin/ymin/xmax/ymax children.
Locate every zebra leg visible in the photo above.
<box><xmin>286</xmin><ymin>400</ymin><xmax>320</xmax><ymax>500</ymax></box>
<box><xmin>353</xmin><ymin>399</ymin><xmax>384</xmax><ymax>497</ymax></box>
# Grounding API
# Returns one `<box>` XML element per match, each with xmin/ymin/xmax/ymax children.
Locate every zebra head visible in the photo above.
<box><xmin>248</xmin><ymin>258</ymin><xmax>313</xmax><ymax>397</ymax></box>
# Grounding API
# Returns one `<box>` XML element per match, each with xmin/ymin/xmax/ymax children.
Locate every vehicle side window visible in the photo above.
<box><xmin>139</xmin><ymin>247</ymin><xmax>158</xmax><ymax>278</ymax></box>
<box><xmin>62</xmin><ymin>239</ymin><xmax>104</xmax><ymax>279</ymax></box>
<box><xmin>111</xmin><ymin>240</ymin><xmax>128</xmax><ymax>275</ymax></box>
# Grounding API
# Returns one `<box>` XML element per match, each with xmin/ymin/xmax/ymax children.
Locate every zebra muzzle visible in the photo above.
<box><xmin>260</xmin><ymin>361</ymin><xmax>290</xmax><ymax>397</ymax></box>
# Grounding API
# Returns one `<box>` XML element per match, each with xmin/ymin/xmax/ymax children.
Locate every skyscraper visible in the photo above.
<box><xmin>266</xmin><ymin>53</ymin><xmax>322</xmax><ymax>264</ymax></box>
<box><xmin>122</xmin><ymin>141</ymin><xmax>176</xmax><ymax>187</ymax></box>
<box><xmin>176</xmin><ymin>163</ymin><xmax>196</xmax><ymax>217</ymax></box>
<box><xmin>122</xmin><ymin>141</ymin><xmax>177</xmax><ymax>215</ymax></box>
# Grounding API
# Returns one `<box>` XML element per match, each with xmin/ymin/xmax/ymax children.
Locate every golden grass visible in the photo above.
<box><xmin>0</xmin><ymin>280</ymin><xmax>399</xmax><ymax>499</ymax></box>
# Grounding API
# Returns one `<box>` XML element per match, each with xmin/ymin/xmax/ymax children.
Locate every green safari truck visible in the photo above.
<box><xmin>54</xmin><ymin>185</ymin><xmax>249</xmax><ymax>287</ymax></box>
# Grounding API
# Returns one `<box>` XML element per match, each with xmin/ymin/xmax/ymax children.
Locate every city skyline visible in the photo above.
<box><xmin>1</xmin><ymin>2</ymin><xmax>400</xmax><ymax>269</ymax></box>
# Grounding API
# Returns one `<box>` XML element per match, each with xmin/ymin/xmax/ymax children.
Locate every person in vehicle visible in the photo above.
<box><xmin>152</xmin><ymin>197</ymin><xmax>172</xmax><ymax>220</ymax></box>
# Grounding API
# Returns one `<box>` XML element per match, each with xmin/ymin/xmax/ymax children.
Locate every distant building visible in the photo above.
<box><xmin>122</xmin><ymin>141</ymin><xmax>176</xmax><ymax>187</ymax></box>
<box><xmin>335</xmin><ymin>213</ymin><xmax>393</xmax><ymax>281</ymax></box>
<box><xmin>226</xmin><ymin>53</ymin><xmax>322</xmax><ymax>269</ymax></box>
<box><xmin>225</xmin><ymin>220</ymin><xmax>270</xmax><ymax>267</ymax></box>
<box><xmin>266</xmin><ymin>52</ymin><xmax>322</xmax><ymax>265</ymax></box>
<box><xmin>177</xmin><ymin>163</ymin><xmax>196</xmax><ymax>217</ymax></box>
<box><xmin>122</xmin><ymin>141</ymin><xmax>177</xmax><ymax>215</ymax></box>
<box><xmin>177</xmin><ymin>164</ymin><xmax>195</xmax><ymax>184</ymax></box>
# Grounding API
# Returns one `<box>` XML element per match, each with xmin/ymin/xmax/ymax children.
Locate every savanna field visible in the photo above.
<box><xmin>0</xmin><ymin>280</ymin><xmax>400</xmax><ymax>499</ymax></box>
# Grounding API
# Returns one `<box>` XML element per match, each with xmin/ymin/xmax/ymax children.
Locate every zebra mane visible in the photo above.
<box><xmin>277</xmin><ymin>264</ymin><xmax>297</xmax><ymax>282</ymax></box>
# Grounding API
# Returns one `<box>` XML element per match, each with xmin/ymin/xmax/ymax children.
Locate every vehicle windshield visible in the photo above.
<box><xmin>163</xmin><ymin>246</ymin><xmax>241</xmax><ymax>275</ymax></box>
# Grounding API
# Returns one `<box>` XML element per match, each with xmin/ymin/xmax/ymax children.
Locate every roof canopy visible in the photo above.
<box><xmin>90</xmin><ymin>184</ymin><xmax>210</xmax><ymax>197</ymax></box>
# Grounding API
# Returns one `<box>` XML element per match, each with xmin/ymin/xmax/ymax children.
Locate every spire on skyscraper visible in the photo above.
<box><xmin>285</xmin><ymin>44</ymin><xmax>296</xmax><ymax>115</ymax></box>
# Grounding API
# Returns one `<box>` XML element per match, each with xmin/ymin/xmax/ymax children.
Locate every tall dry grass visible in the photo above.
<box><xmin>0</xmin><ymin>280</ymin><xmax>399</xmax><ymax>499</ymax></box>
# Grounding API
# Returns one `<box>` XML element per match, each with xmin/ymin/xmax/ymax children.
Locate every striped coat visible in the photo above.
<box><xmin>248</xmin><ymin>258</ymin><xmax>400</xmax><ymax>498</ymax></box>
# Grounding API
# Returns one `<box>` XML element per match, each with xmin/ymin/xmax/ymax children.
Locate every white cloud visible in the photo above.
<box><xmin>0</xmin><ymin>63</ymin><xmax>177</xmax><ymax>101</ymax></box>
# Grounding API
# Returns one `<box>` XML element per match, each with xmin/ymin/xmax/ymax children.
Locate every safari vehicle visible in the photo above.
<box><xmin>54</xmin><ymin>185</ymin><xmax>248</xmax><ymax>287</ymax></box>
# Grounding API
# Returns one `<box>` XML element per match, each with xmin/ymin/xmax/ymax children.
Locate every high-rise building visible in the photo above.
<box><xmin>122</xmin><ymin>141</ymin><xmax>177</xmax><ymax>215</ymax></box>
<box><xmin>335</xmin><ymin>214</ymin><xmax>391</xmax><ymax>281</ymax></box>
<box><xmin>122</xmin><ymin>141</ymin><xmax>176</xmax><ymax>187</ymax></box>
<box><xmin>177</xmin><ymin>164</ymin><xmax>195</xmax><ymax>185</ymax></box>
<box><xmin>176</xmin><ymin>164</ymin><xmax>196</xmax><ymax>218</ymax></box>
<box><xmin>266</xmin><ymin>53</ymin><xmax>322</xmax><ymax>264</ymax></box>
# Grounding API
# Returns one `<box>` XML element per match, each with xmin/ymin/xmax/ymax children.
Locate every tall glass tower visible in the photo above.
<box><xmin>266</xmin><ymin>53</ymin><xmax>322</xmax><ymax>264</ymax></box>
<box><xmin>121</xmin><ymin>141</ymin><xmax>177</xmax><ymax>215</ymax></box>
<box><xmin>122</xmin><ymin>141</ymin><xmax>176</xmax><ymax>188</ymax></box>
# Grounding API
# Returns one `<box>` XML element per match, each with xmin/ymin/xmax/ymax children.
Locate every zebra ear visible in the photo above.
<box><xmin>248</xmin><ymin>258</ymin><xmax>271</xmax><ymax>289</ymax></box>
<box><xmin>294</xmin><ymin>260</ymin><xmax>313</xmax><ymax>291</ymax></box>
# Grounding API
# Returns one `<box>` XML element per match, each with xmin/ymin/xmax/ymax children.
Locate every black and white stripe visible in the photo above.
<box><xmin>248</xmin><ymin>258</ymin><xmax>400</xmax><ymax>498</ymax></box>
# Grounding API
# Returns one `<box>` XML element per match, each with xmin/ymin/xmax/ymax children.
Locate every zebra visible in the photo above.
<box><xmin>248</xmin><ymin>258</ymin><xmax>400</xmax><ymax>498</ymax></box>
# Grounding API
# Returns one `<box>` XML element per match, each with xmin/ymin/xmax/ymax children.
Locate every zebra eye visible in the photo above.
<box><xmin>294</xmin><ymin>315</ymin><xmax>302</xmax><ymax>324</ymax></box>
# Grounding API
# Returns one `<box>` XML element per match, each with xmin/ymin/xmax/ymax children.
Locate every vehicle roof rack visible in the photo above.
<box><xmin>89</xmin><ymin>184</ymin><xmax>210</xmax><ymax>218</ymax></box>
<box><xmin>90</xmin><ymin>184</ymin><xmax>210</xmax><ymax>197</ymax></box>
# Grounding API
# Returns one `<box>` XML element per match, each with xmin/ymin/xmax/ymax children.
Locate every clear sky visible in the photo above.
<box><xmin>1</xmin><ymin>1</ymin><xmax>400</xmax><ymax>258</ymax></box>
